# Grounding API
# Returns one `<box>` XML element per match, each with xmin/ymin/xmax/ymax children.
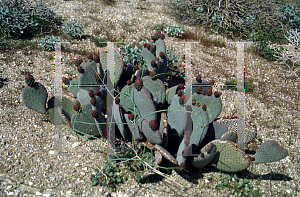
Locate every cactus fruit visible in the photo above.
<box><xmin>177</xmin><ymin>89</ymin><xmax>182</xmax><ymax>96</ymax></box>
<box><xmin>77</xmin><ymin>65</ymin><xmax>84</xmax><ymax>73</ymax></box>
<box><xmin>93</xmin><ymin>54</ymin><xmax>100</xmax><ymax>63</ymax></box>
<box><xmin>25</xmin><ymin>73</ymin><xmax>35</xmax><ymax>86</ymax></box>
<box><xmin>89</xmin><ymin>90</ymin><xmax>94</xmax><ymax>98</ymax></box>
<box><xmin>91</xmin><ymin>110</ymin><xmax>98</xmax><ymax>117</ymax></box>
<box><xmin>90</xmin><ymin>98</ymin><xmax>96</xmax><ymax>106</ymax></box>
<box><xmin>115</xmin><ymin>97</ymin><xmax>120</xmax><ymax>105</ymax></box>
<box><xmin>149</xmin><ymin>120</ymin><xmax>158</xmax><ymax>131</ymax></box>
<box><xmin>128</xmin><ymin>113</ymin><xmax>134</xmax><ymax>121</ymax></box>
<box><xmin>74</xmin><ymin>104</ymin><xmax>81</xmax><ymax>111</ymax></box>
<box><xmin>134</xmin><ymin>77</ymin><xmax>143</xmax><ymax>91</ymax></box>
<box><xmin>87</xmin><ymin>52</ymin><xmax>93</xmax><ymax>60</ymax></box>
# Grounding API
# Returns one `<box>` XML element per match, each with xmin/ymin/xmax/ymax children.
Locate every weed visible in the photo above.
<box><xmin>221</xmin><ymin>79</ymin><xmax>254</xmax><ymax>92</ymax></box>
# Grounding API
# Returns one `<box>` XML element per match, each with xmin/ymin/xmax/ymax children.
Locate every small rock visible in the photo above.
<box><xmin>66</xmin><ymin>190</ymin><xmax>72</xmax><ymax>195</ymax></box>
<box><xmin>36</xmin><ymin>191</ymin><xmax>42</xmax><ymax>195</ymax></box>
<box><xmin>7</xmin><ymin>192</ymin><xmax>14</xmax><ymax>196</ymax></box>
<box><xmin>72</xmin><ymin>142</ymin><xmax>80</xmax><ymax>148</ymax></box>
<box><xmin>74</xmin><ymin>163</ymin><xmax>80</xmax><ymax>167</ymax></box>
<box><xmin>29</xmin><ymin>181</ymin><xmax>33</xmax><ymax>186</ymax></box>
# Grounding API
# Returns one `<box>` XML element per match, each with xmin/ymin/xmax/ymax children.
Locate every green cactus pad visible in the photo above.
<box><xmin>95</xmin><ymin>88</ymin><xmax>107</xmax><ymax>115</ymax></box>
<box><xmin>79</xmin><ymin>61</ymin><xmax>103</xmax><ymax>92</ymax></box>
<box><xmin>219</xmin><ymin>118</ymin><xmax>257</xmax><ymax>144</ymax></box>
<box><xmin>131</xmin><ymin>87</ymin><xmax>156</xmax><ymax>122</ymax></box>
<box><xmin>77</xmin><ymin>89</ymin><xmax>92</xmax><ymax>106</ymax></box>
<box><xmin>68</xmin><ymin>79</ymin><xmax>79</xmax><ymax>97</ymax></box>
<box><xmin>135</xmin><ymin>68</ymin><xmax>150</xmax><ymax>79</ymax></box>
<box><xmin>71</xmin><ymin>104</ymin><xmax>106</xmax><ymax>137</ymax></box>
<box><xmin>192</xmin><ymin>143</ymin><xmax>217</xmax><ymax>169</ymax></box>
<box><xmin>113</xmin><ymin>102</ymin><xmax>129</xmax><ymax>140</ymax></box>
<box><xmin>175</xmin><ymin>133</ymin><xmax>189</xmax><ymax>167</ymax></box>
<box><xmin>201</xmin><ymin>121</ymin><xmax>229</xmax><ymax>148</ymax></box>
<box><xmin>166</xmin><ymin>85</ymin><xmax>180</xmax><ymax>104</ymax></box>
<box><xmin>124</xmin><ymin>114</ymin><xmax>143</xmax><ymax>141</ymax></box>
<box><xmin>154</xmin><ymin>38</ymin><xmax>166</xmax><ymax>60</ymax></box>
<box><xmin>167</xmin><ymin>95</ymin><xmax>187</xmax><ymax>136</ymax></box>
<box><xmin>219</xmin><ymin>130</ymin><xmax>238</xmax><ymax>143</ymax></box>
<box><xmin>207</xmin><ymin>140</ymin><xmax>250</xmax><ymax>172</ymax></box>
<box><xmin>119</xmin><ymin>84</ymin><xmax>135</xmax><ymax>113</ymax></box>
<box><xmin>253</xmin><ymin>140</ymin><xmax>288</xmax><ymax>164</ymax></box>
<box><xmin>46</xmin><ymin>107</ymin><xmax>72</xmax><ymax>128</ymax></box>
<box><xmin>189</xmin><ymin>105</ymin><xmax>210</xmax><ymax>148</ymax></box>
<box><xmin>22</xmin><ymin>82</ymin><xmax>48</xmax><ymax>114</ymax></box>
<box><xmin>142</xmin><ymin>47</ymin><xmax>156</xmax><ymax>71</ymax></box>
<box><xmin>117</xmin><ymin>63</ymin><xmax>133</xmax><ymax>90</ymax></box>
<box><xmin>47</xmin><ymin>96</ymin><xmax>77</xmax><ymax>120</ymax></box>
<box><xmin>140</xmin><ymin>119</ymin><xmax>163</xmax><ymax>145</ymax></box>
<box><xmin>192</xmin><ymin>92</ymin><xmax>222</xmax><ymax>123</ymax></box>
<box><xmin>142</xmin><ymin>76</ymin><xmax>166</xmax><ymax>110</ymax></box>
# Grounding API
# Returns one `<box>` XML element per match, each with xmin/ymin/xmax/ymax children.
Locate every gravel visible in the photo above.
<box><xmin>0</xmin><ymin>0</ymin><xmax>299</xmax><ymax>196</ymax></box>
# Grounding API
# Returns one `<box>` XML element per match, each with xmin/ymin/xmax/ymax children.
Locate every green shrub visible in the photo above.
<box><xmin>63</xmin><ymin>20</ymin><xmax>86</xmax><ymax>39</ymax></box>
<box><xmin>278</xmin><ymin>3</ymin><xmax>300</xmax><ymax>29</ymax></box>
<box><xmin>39</xmin><ymin>35</ymin><xmax>61</xmax><ymax>51</ymax></box>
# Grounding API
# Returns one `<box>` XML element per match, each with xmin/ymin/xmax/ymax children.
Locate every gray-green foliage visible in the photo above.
<box><xmin>63</xmin><ymin>20</ymin><xmax>86</xmax><ymax>39</ymax></box>
<box><xmin>39</xmin><ymin>35</ymin><xmax>60</xmax><ymax>51</ymax></box>
<box><xmin>166</xmin><ymin>48</ymin><xmax>180</xmax><ymax>64</ymax></box>
<box><xmin>0</xmin><ymin>7</ymin><xmax>39</xmax><ymax>38</ymax></box>
<box><xmin>163</xmin><ymin>24</ymin><xmax>185</xmax><ymax>37</ymax></box>
<box><xmin>278</xmin><ymin>3</ymin><xmax>300</xmax><ymax>29</ymax></box>
<box><xmin>118</xmin><ymin>44</ymin><xmax>145</xmax><ymax>67</ymax></box>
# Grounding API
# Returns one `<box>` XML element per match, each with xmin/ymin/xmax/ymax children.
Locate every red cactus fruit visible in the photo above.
<box><xmin>77</xmin><ymin>58</ymin><xmax>83</xmax><ymax>64</ymax></box>
<box><xmin>151</xmin><ymin>60</ymin><xmax>156</xmax><ymax>67</ymax></box>
<box><xmin>177</xmin><ymin>89</ymin><xmax>182</xmax><ymax>96</ymax></box>
<box><xmin>192</xmin><ymin>99</ymin><xmax>196</xmax><ymax>105</ymax></box>
<box><xmin>202</xmin><ymin>104</ymin><xmax>207</xmax><ymax>111</ymax></box>
<box><xmin>90</xmin><ymin>98</ymin><xmax>96</xmax><ymax>106</ymax></box>
<box><xmin>149</xmin><ymin>120</ymin><xmax>158</xmax><ymax>131</ymax></box>
<box><xmin>150</xmin><ymin>70</ymin><xmax>157</xmax><ymax>79</ymax></box>
<box><xmin>77</xmin><ymin>65</ymin><xmax>84</xmax><ymax>73</ymax></box>
<box><xmin>156</xmin><ymin>57</ymin><xmax>159</xmax><ymax>61</ymax></box>
<box><xmin>160</xmin><ymin>33</ymin><xmax>165</xmax><ymax>39</ymax></box>
<box><xmin>153</xmin><ymin>51</ymin><xmax>156</xmax><ymax>56</ymax></box>
<box><xmin>151</xmin><ymin>45</ymin><xmax>156</xmax><ymax>51</ymax></box>
<box><xmin>127</xmin><ymin>80</ymin><xmax>131</xmax><ymax>86</ymax></box>
<box><xmin>200</xmin><ymin>153</ymin><xmax>205</xmax><ymax>158</ymax></box>
<box><xmin>209</xmin><ymin>80</ymin><xmax>215</xmax><ymax>85</ymax></box>
<box><xmin>134</xmin><ymin>77</ymin><xmax>143</xmax><ymax>91</ymax></box>
<box><xmin>25</xmin><ymin>73</ymin><xmax>35</xmax><ymax>86</ymax></box>
<box><xmin>180</xmin><ymin>163</ymin><xmax>186</xmax><ymax>168</ymax></box>
<box><xmin>115</xmin><ymin>97</ymin><xmax>120</xmax><ymax>104</ymax></box>
<box><xmin>87</xmin><ymin>52</ymin><xmax>93</xmax><ymax>60</ymax></box>
<box><xmin>195</xmin><ymin>86</ymin><xmax>202</xmax><ymax>94</ymax></box>
<box><xmin>73</xmin><ymin>104</ymin><xmax>81</xmax><ymax>111</ymax></box>
<box><xmin>202</xmin><ymin>90</ymin><xmax>206</xmax><ymax>95</ymax></box>
<box><xmin>22</xmin><ymin>85</ymin><xmax>25</xmax><ymax>89</ymax></box>
<box><xmin>214</xmin><ymin>91</ymin><xmax>221</xmax><ymax>98</ymax></box>
<box><xmin>68</xmin><ymin>77</ymin><xmax>72</xmax><ymax>81</ymax></box>
<box><xmin>128</xmin><ymin>113</ymin><xmax>134</xmax><ymax>121</ymax></box>
<box><xmin>207</xmin><ymin>88</ymin><xmax>212</xmax><ymax>96</ymax></box>
<box><xmin>93</xmin><ymin>54</ymin><xmax>100</xmax><ymax>63</ymax></box>
<box><xmin>91</xmin><ymin>110</ymin><xmax>98</xmax><ymax>118</ymax></box>
<box><xmin>94</xmin><ymin>89</ymin><xmax>100</xmax><ymax>96</ymax></box>
<box><xmin>159</xmin><ymin>51</ymin><xmax>165</xmax><ymax>59</ymax></box>
<box><xmin>179</xmin><ymin>83</ymin><xmax>185</xmax><ymax>89</ymax></box>
<box><xmin>89</xmin><ymin>90</ymin><xmax>94</xmax><ymax>98</ymax></box>
<box><xmin>196</xmin><ymin>75</ymin><xmax>202</xmax><ymax>83</ymax></box>
<box><xmin>151</xmin><ymin>36</ymin><xmax>155</xmax><ymax>40</ymax></box>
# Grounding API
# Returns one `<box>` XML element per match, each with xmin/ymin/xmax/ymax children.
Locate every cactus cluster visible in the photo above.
<box><xmin>21</xmin><ymin>32</ymin><xmax>288</xmax><ymax>180</ymax></box>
